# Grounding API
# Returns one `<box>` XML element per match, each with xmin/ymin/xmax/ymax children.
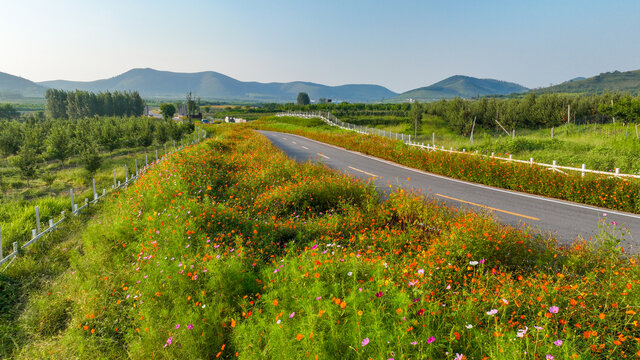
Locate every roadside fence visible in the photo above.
<box><xmin>277</xmin><ymin>111</ymin><xmax>640</xmax><ymax>180</ymax></box>
<box><xmin>0</xmin><ymin>128</ymin><xmax>208</xmax><ymax>270</ymax></box>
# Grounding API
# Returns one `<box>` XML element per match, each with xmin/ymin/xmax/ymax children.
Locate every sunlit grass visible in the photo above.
<box><xmin>2</xmin><ymin>125</ymin><xmax>637</xmax><ymax>359</ymax></box>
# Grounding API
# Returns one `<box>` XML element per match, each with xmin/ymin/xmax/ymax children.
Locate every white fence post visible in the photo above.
<box><xmin>92</xmin><ymin>178</ymin><xmax>97</xmax><ymax>201</ymax></box>
<box><xmin>70</xmin><ymin>189</ymin><xmax>75</xmax><ymax>213</ymax></box>
<box><xmin>125</xmin><ymin>165</ymin><xmax>128</xmax><ymax>182</ymax></box>
<box><xmin>581</xmin><ymin>164</ymin><xmax>586</xmax><ymax>177</ymax></box>
<box><xmin>135</xmin><ymin>159</ymin><xmax>138</xmax><ymax>175</ymax></box>
<box><xmin>432</xmin><ymin>132</ymin><xmax>435</xmax><ymax>147</ymax></box>
<box><xmin>35</xmin><ymin>206</ymin><xmax>41</xmax><ymax>234</ymax></box>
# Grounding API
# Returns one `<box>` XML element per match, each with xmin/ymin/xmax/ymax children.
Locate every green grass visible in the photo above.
<box><xmin>322</xmin><ymin>112</ymin><xmax>640</xmax><ymax>174</ymax></box>
<box><xmin>1</xmin><ymin>125</ymin><xmax>637</xmax><ymax>359</ymax></box>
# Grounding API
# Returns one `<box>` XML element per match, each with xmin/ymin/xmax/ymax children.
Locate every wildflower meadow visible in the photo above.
<box><xmin>6</xmin><ymin>125</ymin><xmax>640</xmax><ymax>359</ymax></box>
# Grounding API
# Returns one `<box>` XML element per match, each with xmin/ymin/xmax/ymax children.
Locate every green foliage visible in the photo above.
<box><xmin>297</xmin><ymin>92</ymin><xmax>310</xmax><ymax>106</ymax></box>
<box><xmin>0</xmin><ymin>103</ymin><xmax>19</xmax><ymax>119</ymax></box>
<box><xmin>0</xmin><ymin>120</ymin><xmax>23</xmax><ymax>156</ymax></box>
<box><xmin>46</xmin><ymin>123</ymin><xmax>71</xmax><ymax>163</ymax></box>
<box><xmin>160</xmin><ymin>103</ymin><xmax>176</xmax><ymax>121</ymax></box>
<box><xmin>12</xmin><ymin>144</ymin><xmax>37</xmax><ymax>186</ymax></box>
<box><xmin>80</xmin><ymin>144</ymin><xmax>102</xmax><ymax>176</ymax></box>
<box><xmin>409</xmin><ymin>101</ymin><xmax>422</xmax><ymax>137</ymax></box>
<box><xmin>45</xmin><ymin>89</ymin><xmax>144</xmax><ymax>119</ymax></box>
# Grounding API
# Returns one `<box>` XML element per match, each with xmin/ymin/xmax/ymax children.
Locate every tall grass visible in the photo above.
<box><xmin>2</xmin><ymin>125</ymin><xmax>637</xmax><ymax>359</ymax></box>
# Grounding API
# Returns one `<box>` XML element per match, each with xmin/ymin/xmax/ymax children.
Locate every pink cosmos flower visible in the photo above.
<box><xmin>549</xmin><ymin>306</ymin><xmax>559</xmax><ymax>314</ymax></box>
<box><xmin>427</xmin><ymin>336</ymin><xmax>435</xmax><ymax>344</ymax></box>
<box><xmin>362</xmin><ymin>337</ymin><xmax>369</xmax><ymax>346</ymax></box>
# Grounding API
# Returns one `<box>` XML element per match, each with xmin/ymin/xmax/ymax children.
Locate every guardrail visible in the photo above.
<box><xmin>0</xmin><ymin>128</ymin><xmax>208</xmax><ymax>270</ymax></box>
<box><xmin>277</xmin><ymin>111</ymin><xmax>640</xmax><ymax>180</ymax></box>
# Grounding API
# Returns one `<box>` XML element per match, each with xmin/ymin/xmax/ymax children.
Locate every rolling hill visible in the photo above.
<box><xmin>537</xmin><ymin>69</ymin><xmax>640</xmax><ymax>94</ymax></box>
<box><xmin>393</xmin><ymin>75</ymin><xmax>529</xmax><ymax>102</ymax></box>
<box><xmin>37</xmin><ymin>68</ymin><xmax>398</xmax><ymax>103</ymax></box>
<box><xmin>0</xmin><ymin>72</ymin><xmax>47</xmax><ymax>99</ymax></box>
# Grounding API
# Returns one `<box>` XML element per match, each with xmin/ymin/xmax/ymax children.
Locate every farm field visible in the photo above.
<box><xmin>2</xmin><ymin>124</ymin><xmax>638</xmax><ymax>359</ymax></box>
<box><xmin>0</xmin><ymin>115</ymin><xmax>198</xmax><ymax>260</ymax></box>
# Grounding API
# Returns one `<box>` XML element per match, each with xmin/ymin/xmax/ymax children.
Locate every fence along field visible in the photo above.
<box><xmin>0</xmin><ymin>128</ymin><xmax>208</xmax><ymax>269</ymax></box>
<box><xmin>278</xmin><ymin>111</ymin><xmax>640</xmax><ymax>180</ymax></box>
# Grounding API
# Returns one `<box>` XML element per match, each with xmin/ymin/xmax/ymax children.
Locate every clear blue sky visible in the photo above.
<box><xmin>1</xmin><ymin>0</ymin><xmax>638</xmax><ymax>93</ymax></box>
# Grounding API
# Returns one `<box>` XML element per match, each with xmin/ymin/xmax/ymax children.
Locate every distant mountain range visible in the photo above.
<box><xmin>1</xmin><ymin>67</ymin><xmax>639</xmax><ymax>103</ymax></box>
<box><xmin>392</xmin><ymin>75</ymin><xmax>528</xmax><ymax>102</ymax></box>
<box><xmin>0</xmin><ymin>72</ymin><xmax>46</xmax><ymax>99</ymax></box>
<box><xmin>536</xmin><ymin>69</ymin><xmax>640</xmax><ymax>94</ymax></box>
<box><xmin>37</xmin><ymin>68</ymin><xmax>398</xmax><ymax>103</ymax></box>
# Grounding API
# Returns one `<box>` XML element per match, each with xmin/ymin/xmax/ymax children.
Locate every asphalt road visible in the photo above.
<box><xmin>258</xmin><ymin>130</ymin><xmax>640</xmax><ymax>250</ymax></box>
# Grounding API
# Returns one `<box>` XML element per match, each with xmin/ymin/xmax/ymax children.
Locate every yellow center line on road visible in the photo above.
<box><xmin>435</xmin><ymin>193</ymin><xmax>540</xmax><ymax>221</ymax></box>
<box><xmin>348</xmin><ymin>166</ymin><xmax>377</xmax><ymax>178</ymax></box>
<box><xmin>317</xmin><ymin>153</ymin><xmax>330</xmax><ymax>159</ymax></box>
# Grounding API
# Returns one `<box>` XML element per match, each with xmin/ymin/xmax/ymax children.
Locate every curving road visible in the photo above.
<box><xmin>258</xmin><ymin>130</ymin><xmax>640</xmax><ymax>251</ymax></box>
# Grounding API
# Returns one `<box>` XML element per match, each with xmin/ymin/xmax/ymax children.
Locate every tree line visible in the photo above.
<box><xmin>0</xmin><ymin>116</ymin><xmax>194</xmax><ymax>186</ymax></box>
<box><xmin>263</xmin><ymin>92</ymin><xmax>640</xmax><ymax>135</ymax></box>
<box><xmin>45</xmin><ymin>89</ymin><xmax>145</xmax><ymax>119</ymax></box>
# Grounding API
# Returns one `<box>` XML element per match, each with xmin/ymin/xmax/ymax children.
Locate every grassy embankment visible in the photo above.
<box><xmin>339</xmin><ymin>113</ymin><xmax>640</xmax><ymax>174</ymax></box>
<box><xmin>0</xmin><ymin>144</ymin><xmax>174</xmax><ymax>257</ymax></box>
<box><xmin>1</xmin><ymin>124</ymin><xmax>638</xmax><ymax>359</ymax></box>
<box><xmin>251</xmin><ymin>116</ymin><xmax>640</xmax><ymax>215</ymax></box>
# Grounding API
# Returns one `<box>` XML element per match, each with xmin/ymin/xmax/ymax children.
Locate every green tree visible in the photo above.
<box><xmin>0</xmin><ymin>120</ymin><xmax>23</xmax><ymax>156</ymax></box>
<box><xmin>160</xmin><ymin>103</ymin><xmax>176</xmax><ymax>120</ymax></box>
<box><xmin>0</xmin><ymin>104</ymin><xmax>19</xmax><ymax>119</ymax></box>
<box><xmin>98</xmin><ymin>118</ymin><xmax>122</xmax><ymax>152</ymax></box>
<box><xmin>81</xmin><ymin>144</ymin><xmax>102</xmax><ymax>177</ymax></box>
<box><xmin>45</xmin><ymin>89</ymin><xmax>68</xmax><ymax>119</ymax></box>
<box><xmin>297</xmin><ymin>92</ymin><xmax>310</xmax><ymax>106</ymax></box>
<box><xmin>156</xmin><ymin>120</ymin><xmax>170</xmax><ymax>144</ymax></box>
<box><xmin>137</xmin><ymin>118</ymin><xmax>155</xmax><ymax>147</ymax></box>
<box><xmin>46</xmin><ymin>123</ymin><xmax>71</xmax><ymax>163</ymax></box>
<box><xmin>13</xmin><ymin>144</ymin><xmax>38</xmax><ymax>186</ymax></box>
<box><xmin>409</xmin><ymin>101</ymin><xmax>422</xmax><ymax>138</ymax></box>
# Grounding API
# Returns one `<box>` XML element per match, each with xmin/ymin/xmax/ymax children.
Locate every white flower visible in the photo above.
<box><xmin>347</xmin><ymin>271</ymin><xmax>353</xmax><ymax>276</ymax></box>
<box><xmin>469</xmin><ymin>261</ymin><xmax>479</xmax><ymax>266</ymax></box>
<box><xmin>517</xmin><ymin>327</ymin><xmax>528</xmax><ymax>338</ymax></box>
<box><xmin>465</xmin><ymin>324</ymin><xmax>473</xmax><ymax>329</ymax></box>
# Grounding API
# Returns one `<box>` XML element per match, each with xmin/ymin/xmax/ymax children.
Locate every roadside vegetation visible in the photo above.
<box><xmin>1</xmin><ymin>125</ymin><xmax>636</xmax><ymax>359</ymax></box>
<box><xmin>0</xmin><ymin>114</ymin><xmax>197</xmax><ymax>257</ymax></box>
<box><xmin>251</xmin><ymin>116</ymin><xmax>640</xmax><ymax>214</ymax></box>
